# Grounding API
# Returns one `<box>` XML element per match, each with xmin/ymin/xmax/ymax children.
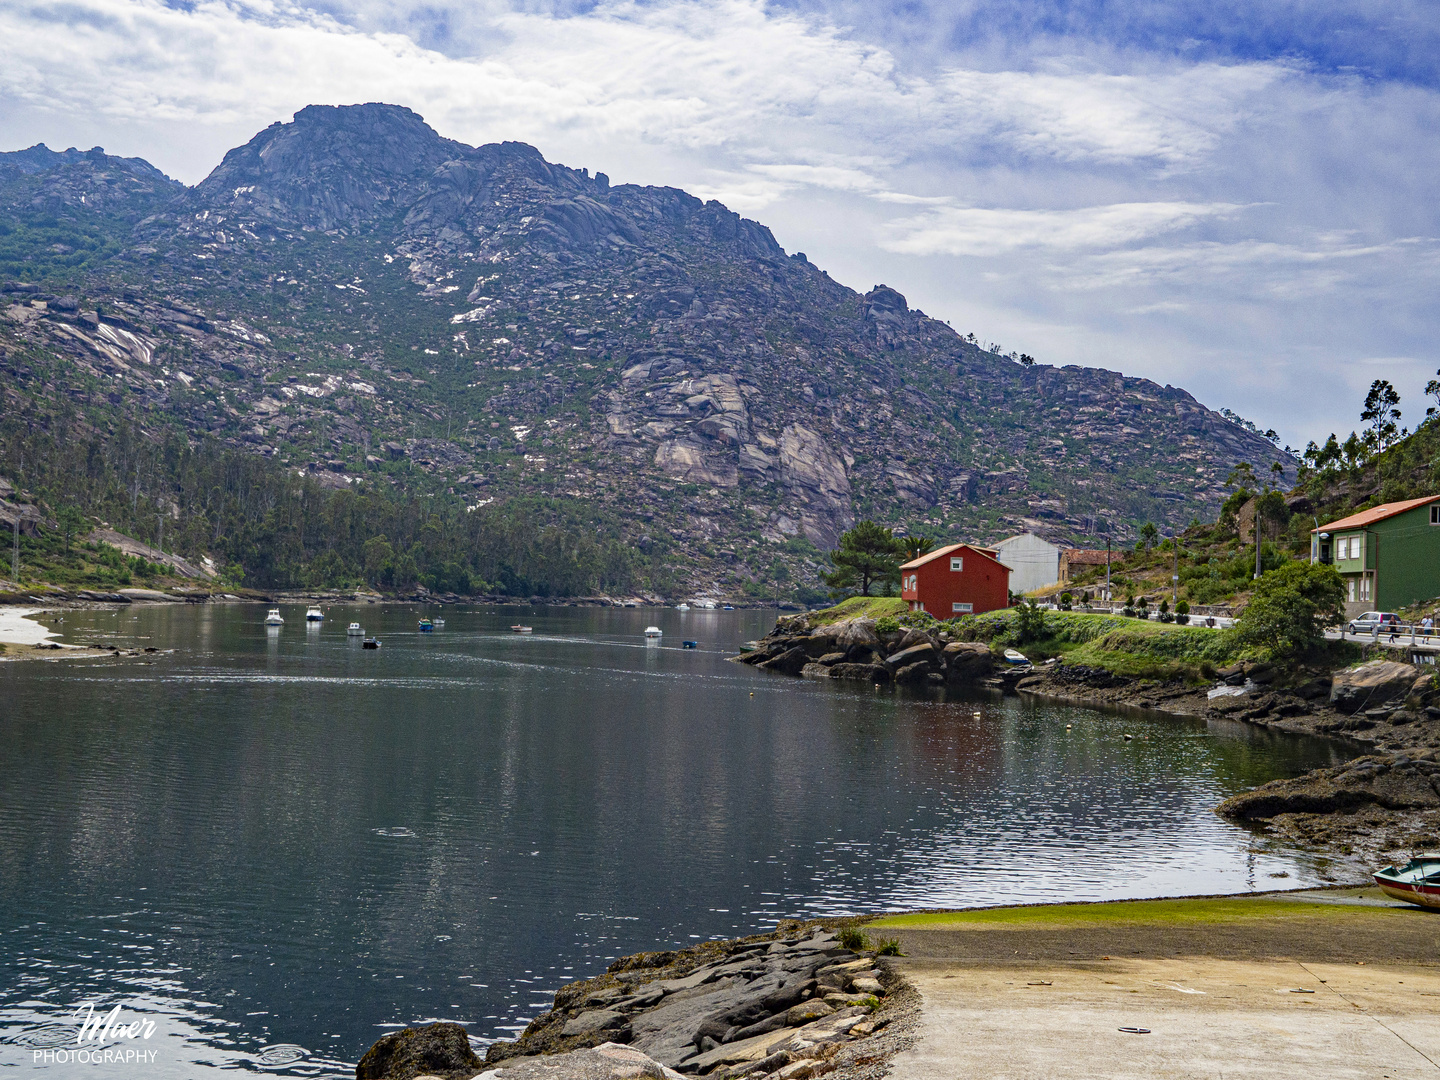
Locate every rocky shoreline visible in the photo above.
<box><xmin>355</xmin><ymin>925</ymin><xmax>914</xmax><ymax>1080</ymax></box>
<box><xmin>735</xmin><ymin>613</ymin><xmax>1440</xmax><ymax>869</ymax></box>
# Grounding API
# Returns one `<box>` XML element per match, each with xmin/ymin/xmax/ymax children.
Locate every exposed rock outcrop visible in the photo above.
<box><xmin>480</xmin><ymin>928</ymin><xmax>894</xmax><ymax>1076</ymax></box>
<box><xmin>737</xmin><ymin>614</ymin><xmax>993</xmax><ymax>686</ymax></box>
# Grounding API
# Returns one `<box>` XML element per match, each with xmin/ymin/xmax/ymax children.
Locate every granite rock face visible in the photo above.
<box><xmin>1330</xmin><ymin>660</ymin><xmax>1426</xmax><ymax>714</ymax></box>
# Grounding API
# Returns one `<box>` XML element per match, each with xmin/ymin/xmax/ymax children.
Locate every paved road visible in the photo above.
<box><xmin>891</xmin><ymin>958</ymin><xmax>1440</xmax><ymax>1080</ymax></box>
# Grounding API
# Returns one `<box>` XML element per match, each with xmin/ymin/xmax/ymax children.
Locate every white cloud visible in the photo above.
<box><xmin>881</xmin><ymin>201</ymin><xmax>1248</xmax><ymax>256</ymax></box>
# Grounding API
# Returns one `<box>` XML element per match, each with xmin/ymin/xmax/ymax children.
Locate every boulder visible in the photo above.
<box><xmin>1330</xmin><ymin>660</ymin><xmax>1422</xmax><ymax>714</ymax></box>
<box><xmin>356</xmin><ymin>1022</ymin><xmax>481</xmax><ymax>1080</ymax></box>
<box><xmin>784</xmin><ymin>1000</ymin><xmax>835</xmax><ymax>1026</ymax></box>
<box><xmin>758</xmin><ymin>647</ymin><xmax>810</xmax><ymax>675</ymax></box>
<box><xmin>562</xmin><ymin>1011</ymin><xmax>631</xmax><ymax>1037</ymax></box>
<box><xmin>833</xmin><ymin>618</ymin><xmax>879</xmax><ymax>649</ymax></box>
<box><xmin>816</xmin><ymin>652</ymin><xmax>847</xmax><ymax>666</ymax></box>
<box><xmin>892</xmin><ymin>662</ymin><xmax>931</xmax><ymax>684</ymax></box>
<box><xmin>885</xmin><ymin>642</ymin><xmax>936</xmax><ymax>670</ymax></box>
<box><xmin>804</xmin><ymin>630</ymin><xmax>838</xmax><ymax>657</ymax></box>
<box><xmin>896</xmin><ymin>628</ymin><xmax>935</xmax><ymax>651</ymax></box>
<box><xmin>799</xmin><ymin>663</ymin><xmax>832</xmax><ymax>679</ymax></box>
<box><xmin>828</xmin><ymin>663</ymin><xmax>892</xmax><ymax>684</ymax></box>
<box><xmin>942</xmin><ymin>641</ymin><xmax>994</xmax><ymax>682</ymax></box>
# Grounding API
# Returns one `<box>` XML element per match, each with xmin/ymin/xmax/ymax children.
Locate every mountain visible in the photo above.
<box><xmin>0</xmin><ymin>104</ymin><xmax>1292</xmax><ymax>594</ymax></box>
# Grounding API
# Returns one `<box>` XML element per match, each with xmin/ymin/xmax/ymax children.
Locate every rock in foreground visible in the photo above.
<box><xmin>356</xmin><ymin>1022</ymin><xmax>482</xmax><ymax>1080</ymax></box>
<box><xmin>487</xmin><ymin>928</ymin><xmax>894</xmax><ymax>1076</ymax></box>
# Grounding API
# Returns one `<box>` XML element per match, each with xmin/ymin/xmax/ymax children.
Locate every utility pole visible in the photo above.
<box><xmin>1254</xmin><ymin>495</ymin><xmax>1263</xmax><ymax>579</ymax></box>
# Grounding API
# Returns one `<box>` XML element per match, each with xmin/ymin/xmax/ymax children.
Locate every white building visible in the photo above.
<box><xmin>994</xmin><ymin>532</ymin><xmax>1061</xmax><ymax>595</ymax></box>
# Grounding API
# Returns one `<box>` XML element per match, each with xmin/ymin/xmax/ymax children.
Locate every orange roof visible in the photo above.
<box><xmin>1314</xmin><ymin>495</ymin><xmax>1438</xmax><ymax>533</ymax></box>
<box><xmin>900</xmin><ymin>543</ymin><xmax>1007</xmax><ymax>571</ymax></box>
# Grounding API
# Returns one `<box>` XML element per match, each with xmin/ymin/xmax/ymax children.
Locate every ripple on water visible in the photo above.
<box><xmin>257</xmin><ymin>1043</ymin><xmax>310</xmax><ymax>1067</ymax></box>
<box><xmin>6</xmin><ymin>1023</ymin><xmax>76</xmax><ymax>1048</ymax></box>
<box><xmin>372</xmin><ymin>827</ymin><xmax>415</xmax><ymax>837</ymax></box>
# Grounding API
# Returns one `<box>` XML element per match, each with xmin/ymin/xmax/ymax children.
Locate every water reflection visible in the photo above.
<box><xmin>0</xmin><ymin>605</ymin><xmax>1352</xmax><ymax>1078</ymax></box>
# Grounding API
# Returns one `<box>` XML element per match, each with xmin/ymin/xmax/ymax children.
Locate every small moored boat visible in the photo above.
<box><xmin>362</xmin><ymin>637</ymin><xmax>381</xmax><ymax>649</ymax></box>
<box><xmin>675</xmin><ymin>603</ymin><xmax>690</xmax><ymax>611</ymax></box>
<box><xmin>432</xmin><ymin>616</ymin><xmax>445</xmax><ymax>628</ymax></box>
<box><xmin>739</xmin><ymin>640</ymin><xmax>759</xmax><ymax>653</ymax></box>
<box><xmin>265</xmin><ymin>608</ymin><xmax>284</xmax><ymax>626</ymax></box>
<box><xmin>722</xmin><ymin>605</ymin><xmax>735</xmax><ymax>611</ymax></box>
<box><xmin>682</xmin><ymin>640</ymin><xmax>698</xmax><ymax>649</ymax></box>
<box><xmin>418</xmin><ymin>619</ymin><xmax>434</xmax><ymax>632</ymax></box>
<box><xmin>1003</xmin><ymin>648</ymin><xmax>1031</xmax><ymax>666</ymax></box>
<box><xmin>1374</xmin><ymin>854</ymin><xmax>1440</xmax><ymax>909</ymax></box>
<box><xmin>510</xmin><ymin>624</ymin><xmax>533</xmax><ymax>634</ymax></box>
<box><xmin>305</xmin><ymin>606</ymin><xmax>324</xmax><ymax>622</ymax></box>
<box><xmin>644</xmin><ymin>626</ymin><xmax>663</xmax><ymax>639</ymax></box>
<box><xmin>346</xmin><ymin>622</ymin><xmax>364</xmax><ymax>637</ymax></box>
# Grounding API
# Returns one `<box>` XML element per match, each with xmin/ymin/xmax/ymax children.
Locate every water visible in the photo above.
<box><xmin>0</xmin><ymin>604</ymin><xmax>1352</xmax><ymax>1077</ymax></box>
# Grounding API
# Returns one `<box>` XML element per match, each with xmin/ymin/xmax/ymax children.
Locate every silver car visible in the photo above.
<box><xmin>1346</xmin><ymin>611</ymin><xmax>1401</xmax><ymax>634</ymax></box>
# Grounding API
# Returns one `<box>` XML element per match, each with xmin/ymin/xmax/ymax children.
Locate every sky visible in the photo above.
<box><xmin>1</xmin><ymin>0</ymin><xmax>1437</xmax><ymax>450</ymax></box>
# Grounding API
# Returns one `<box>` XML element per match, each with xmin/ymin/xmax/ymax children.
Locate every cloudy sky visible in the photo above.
<box><xmin>2</xmin><ymin>0</ymin><xmax>1437</xmax><ymax>449</ymax></box>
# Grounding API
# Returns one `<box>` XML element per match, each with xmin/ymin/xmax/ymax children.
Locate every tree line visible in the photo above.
<box><xmin>0</xmin><ymin>411</ymin><xmax>657</xmax><ymax>596</ymax></box>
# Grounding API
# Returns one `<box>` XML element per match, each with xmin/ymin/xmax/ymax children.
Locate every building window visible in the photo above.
<box><xmin>1432</xmin><ymin>504</ymin><xmax>1440</xmax><ymax>525</ymax></box>
<box><xmin>1348</xmin><ymin>578</ymin><xmax>1356</xmax><ymax>602</ymax></box>
<box><xmin>952</xmin><ymin>602</ymin><xmax>973</xmax><ymax>613</ymax></box>
<box><xmin>950</xmin><ymin>556</ymin><xmax>963</xmax><ymax>571</ymax></box>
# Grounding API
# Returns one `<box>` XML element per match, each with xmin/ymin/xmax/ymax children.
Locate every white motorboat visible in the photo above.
<box><xmin>644</xmin><ymin>625</ymin><xmax>663</xmax><ymax>639</ymax></box>
<box><xmin>432</xmin><ymin>616</ymin><xmax>445</xmax><ymax>628</ymax></box>
<box><xmin>305</xmin><ymin>606</ymin><xmax>324</xmax><ymax>622</ymax></box>
<box><xmin>675</xmin><ymin>603</ymin><xmax>690</xmax><ymax>611</ymax></box>
<box><xmin>346</xmin><ymin>622</ymin><xmax>364</xmax><ymax>636</ymax></box>
<box><xmin>264</xmin><ymin>608</ymin><xmax>284</xmax><ymax>626</ymax></box>
<box><xmin>695</xmin><ymin>600</ymin><xmax>717</xmax><ymax>609</ymax></box>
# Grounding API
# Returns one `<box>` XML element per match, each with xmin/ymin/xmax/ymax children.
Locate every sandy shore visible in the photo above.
<box><xmin>0</xmin><ymin>606</ymin><xmax>131</xmax><ymax>661</ymax></box>
<box><xmin>866</xmin><ymin>889</ymin><xmax>1440</xmax><ymax>1079</ymax></box>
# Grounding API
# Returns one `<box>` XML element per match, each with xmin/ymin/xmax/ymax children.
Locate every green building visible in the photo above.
<box><xmin>1311</xmin><ymin>495</ymin><xmax>1440</xmax><ymax>617</ymax></box>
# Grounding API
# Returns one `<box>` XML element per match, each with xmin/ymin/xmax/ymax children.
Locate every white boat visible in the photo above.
<box><xmin>675</xmin><ymin>603</ymin><xmax>690</xmax><ymax>611</ymax></box>
<box><xmin>264</xmin><ymin>608</ymin><xmax>284</xmax><ymax>626</ymax></box>
<box><xmin>305</xmin><ymin>606</ymin><xmax>324</xmax><ymax>622</ymax></box>
<box><xmin>432</xmin><ymin>616</ymin><xmax>445</xmax><ymax>628</ymax></box>
<box><xmin>346</xmin><ymin>622</ymin><xmax>364</xmax><ymax>637</ymax></box>
<box><xmin>1003</xmin><ymin>648</ymin><xmax>1031</xmax><ymax>666</ymax></box>
<box><xmin>510</xmin><ymin>624</ymin><xmax>533</xmax><ymax>634</ymax></box>
<box><xmin>695</xmin><ymin>600</ymin><xmax>717</xmax><ymax>609</ymax></box>
<box><xmin>644</xmin><ymin>625</ymin><xmax>663</xmax><ymax>639</ymax></box>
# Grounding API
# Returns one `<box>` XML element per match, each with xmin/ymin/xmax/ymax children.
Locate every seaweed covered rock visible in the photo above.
<box><xmin>1216</xmin><ymin>752</ymin><xmax>1440</xmax><ymax>820</ymax></box>
<box><xmin>355</xmin><ymin>1022</ymin><xmax>481</xmax><ymax>1080</ymax></box>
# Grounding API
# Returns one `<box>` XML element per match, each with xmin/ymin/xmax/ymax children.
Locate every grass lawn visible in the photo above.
<box><xmin>806</xmin><ymin>596</ymin><xmax>909</xmax><ymax>625</ymax></box>
<box><xmin>865</xmin><ymin>891</ymin><xmax>1407</xmax><ymax>930</ymax></box>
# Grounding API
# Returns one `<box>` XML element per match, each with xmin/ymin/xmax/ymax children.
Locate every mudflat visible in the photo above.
<box><xmin>867</xmin><ymin>889</ymin><xmax>1440</xmax><ymax>1079</ymax></box>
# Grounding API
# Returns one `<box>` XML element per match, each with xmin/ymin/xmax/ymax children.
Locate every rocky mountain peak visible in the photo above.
<box><xmin>193</xmin><ymin>102</ymin><xmax>468</xmax><ymax>230</ymax></box>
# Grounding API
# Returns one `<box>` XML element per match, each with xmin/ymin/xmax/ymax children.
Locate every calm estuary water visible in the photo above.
<box><xmin>1</xmin><ymin>604</ymin><xmax>1352</xmax><ymax>1077</ymax></box>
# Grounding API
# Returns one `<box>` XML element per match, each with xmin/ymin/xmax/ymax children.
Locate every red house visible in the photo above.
<box><xmin>900</xmin><ymin>543</ymin><xmax>1011</xmax><ymax>617</ymax></box>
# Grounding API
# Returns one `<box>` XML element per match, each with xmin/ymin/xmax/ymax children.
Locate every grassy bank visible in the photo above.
<box><xmin>866</xmin><ymin>894</ymin><xmax>1383</xmax><ymax>930</ymax></box>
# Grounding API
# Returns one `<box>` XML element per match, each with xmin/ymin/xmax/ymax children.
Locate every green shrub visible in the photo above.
<box><xmin>838</xmin><ymin>927</ymin><xmax>868</xmax><ymax>951</ymax></box>
<box><xmin>875</xmin><ymin>616</ymin><xmax>901</xmax><ymax>633</ymax></box>
<box><xmin>874</xmin><ymin>938</ymin><xmax>904</xmax><ymax>956</ymax></box>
